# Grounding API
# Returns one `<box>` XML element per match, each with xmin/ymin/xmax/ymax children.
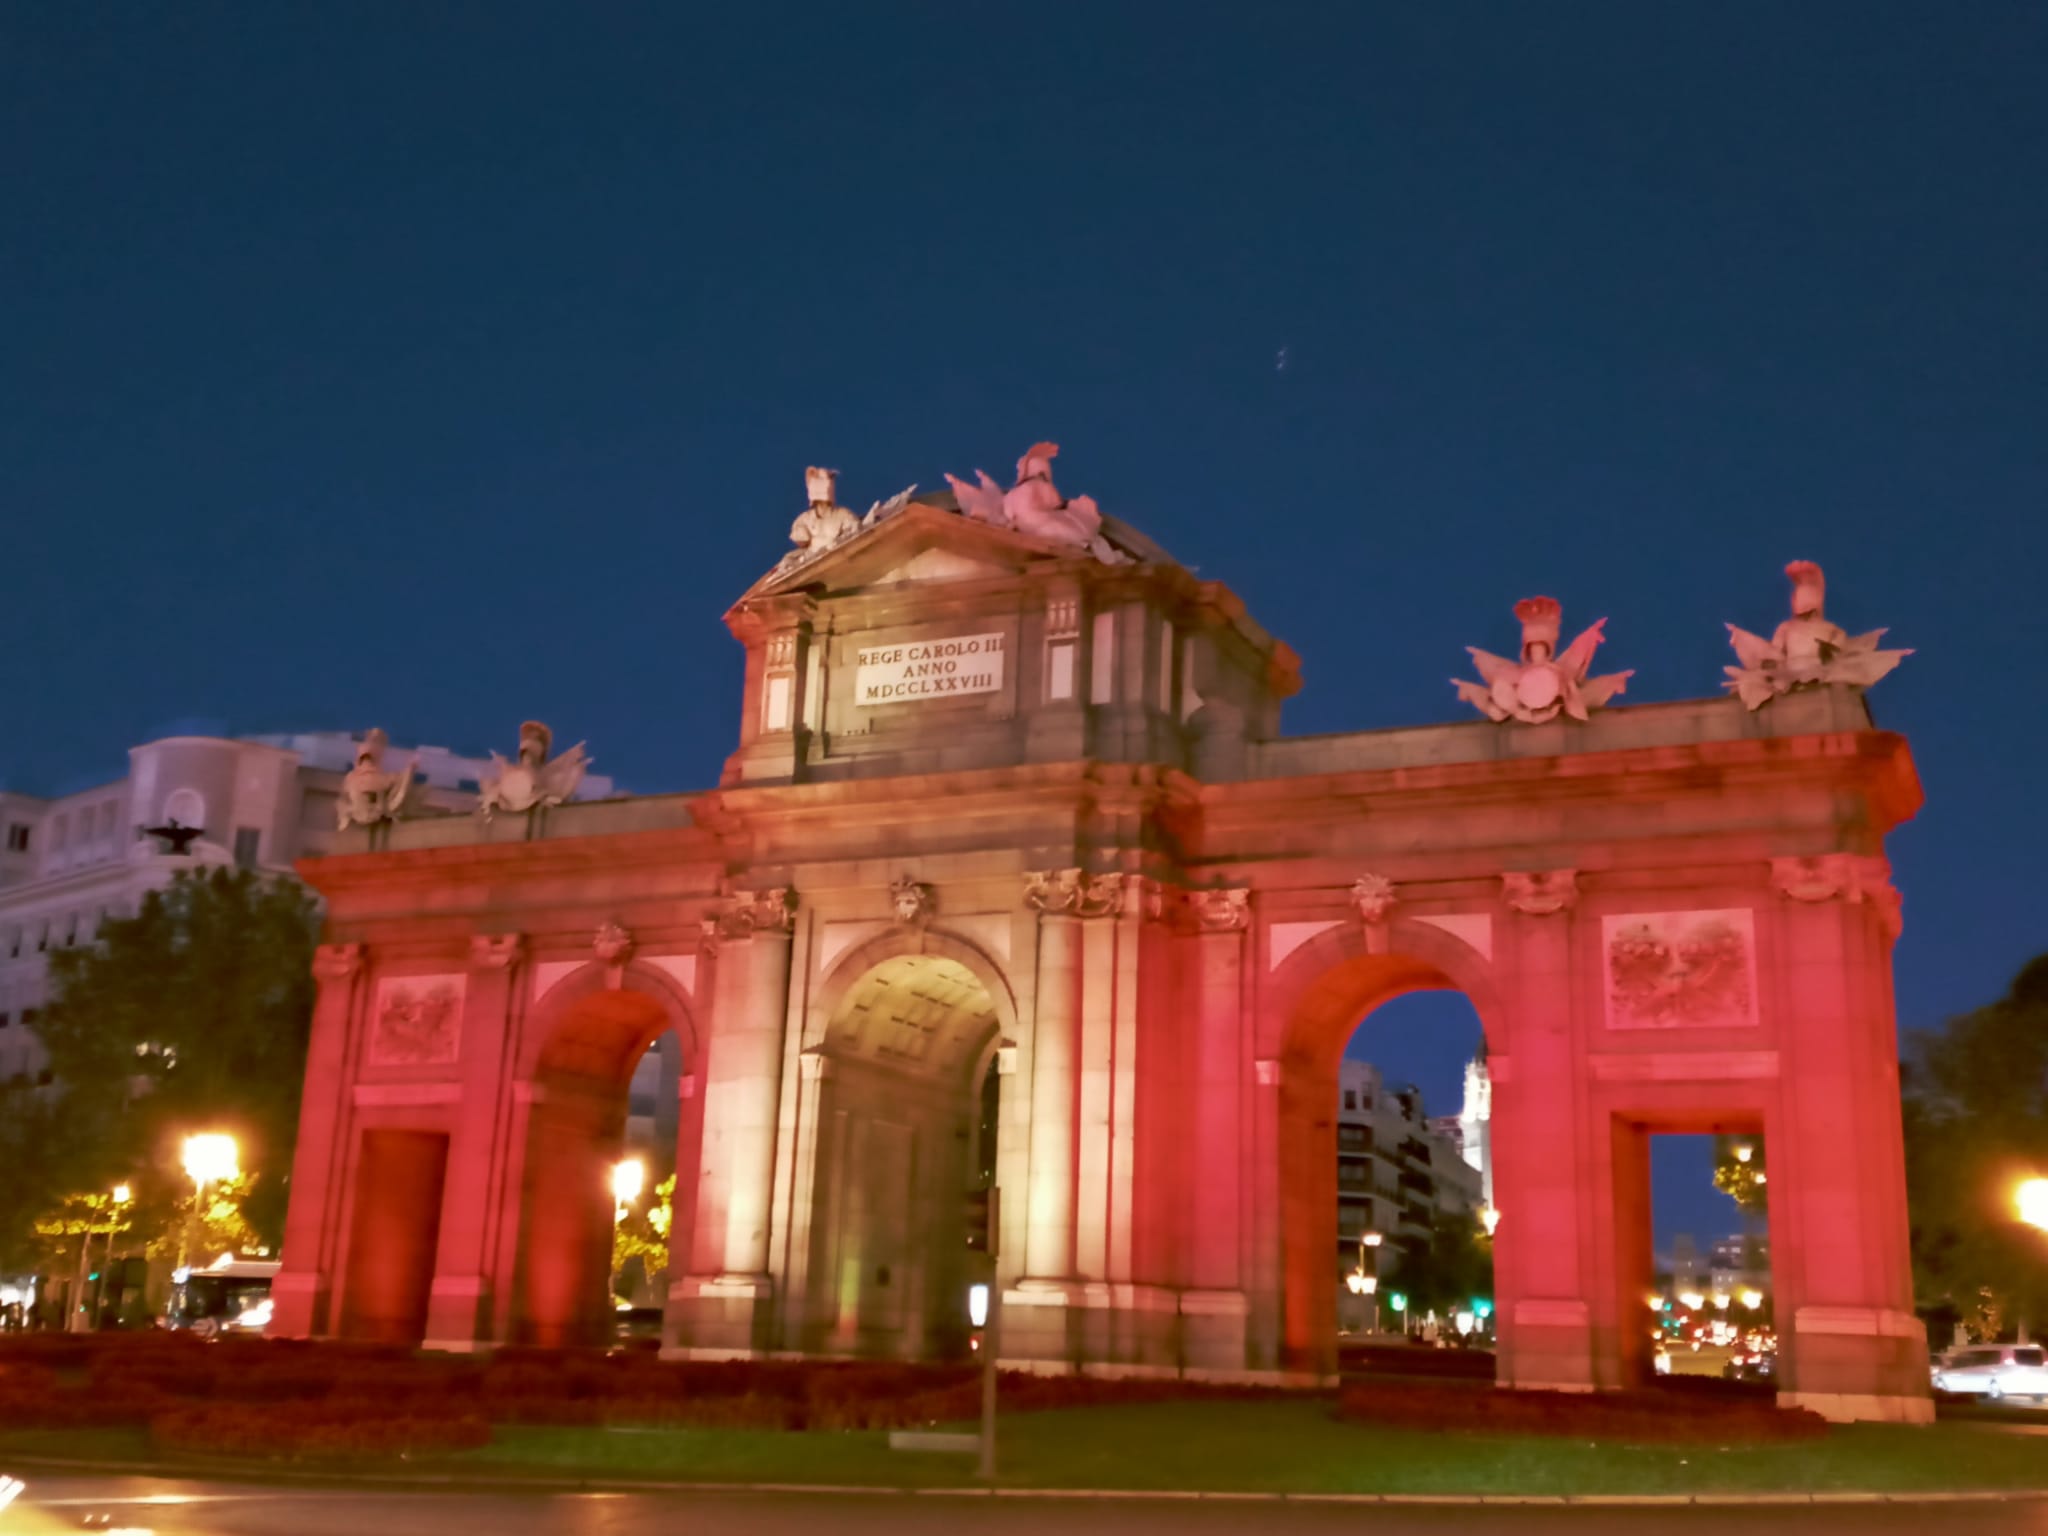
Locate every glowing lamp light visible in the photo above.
<box><xmin>1738</xmin><ymin>1288</ymin><xmax>1765</xmax><ymax>1310</ymax></box>
<box><xmin>1345</xmin><ymin>1272</ymin><xmax>1365</xmax><ymax>1295</ymax></box>
<box><xmin>1712</xmin><ymin>1293</ymin><xmax>1731</xmax><ymax>1310</ymax></box>
<box><xmin>112</xmin><ymin>1183</ymin><xmax>132</xmax><ymax>1205</ymax></box>
<box><xmin>611</xmin><ymin>1158</ymin><xmax>646</xmax><ymax>1206</ymax></box>
<box><xmin>967</xmin><ymin>1283</ymin><xmax>990</xmax><ymax>1328</ymax></box>
<box><xmin>1678</xmin><ymin>1291</ymin><xmax>1705</xmax><ymax>1311</ymax></box>
<box><xmin>1479</xmin><ymin>1205</ymin><xmax>1501</xmax><ymax>1237</ymax></box>
<box><xmin>181</xmin><ymin>1133</ymin><xmax>239</xmax><ymax>1187</ymax></box>
<box><xmin>1733</xmin><ymin>1144</ymin><xmax>1754</xmax><ymax>1165</ymax></box>
<box><xmin>1645</xmin><ymin>1292</ymin><xmax>1665</xmax><ymax>1311</ymax></box>
<box><xmin>1455</xmin><ymin>1312</ymin><xmax>1474</xmax><ymax>1336</ymax></box>
<box><xmin>2018</xmin><ymin>1178</ymin><xmax>2048</xmax><ymax>1232</ymax></box>
<box><xmin>1473</xmin><ymin>1298</ymin><xmax>1493</xmax><ymax>1320</ymax></box>
<box><xmin>1362</xmin><ymin>1230</ymin><xmax>1383</xmax><ymax>1249</ymax></box>
<box><xmin>1388</xmin><ymin>1291</ymin><xmax>1409</xmax><ymax>1313</ymax></box>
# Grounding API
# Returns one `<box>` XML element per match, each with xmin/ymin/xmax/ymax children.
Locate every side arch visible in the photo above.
<box><xmin>1264</xmin><ymin>913</ymin><xmax>1504</xmax><ymax>1374</ymax></box>
<box><xmin>508</xmin><ymin>958</ymin><xmax>703</xmax><ymax>1347</ymax></box>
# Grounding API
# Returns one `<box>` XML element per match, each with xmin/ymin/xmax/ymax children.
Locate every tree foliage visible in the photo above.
<box><xmin>28</xmin><ymin>868</ymin><xmax>319</xmax><ymax>1251</ymax></box>
<box><xmin>1387</xmin><ymin>1207</ymin><xmax>1495</xmax><ymax>1319</ymax></box>
<box><xmin>1712</xmin><ymin>1134</ymin><xmax>1768</xmax><ymax>1214</ymax></box>
<box><xmin>1903</xmin><ymin>955</ymin><xmax>2048</xmax><ymax>1339</ymax></box>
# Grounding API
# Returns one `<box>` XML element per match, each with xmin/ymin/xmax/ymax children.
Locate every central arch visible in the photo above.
<box><xmin>1271</xmin><ymin>920</ymin><xmax>1503</xmax><ymax>1375</ymax></box>
<box><xmin>789</xmin><ymin>933</ymin><xmax>1013</xmax><ymax>1360</ymax></box>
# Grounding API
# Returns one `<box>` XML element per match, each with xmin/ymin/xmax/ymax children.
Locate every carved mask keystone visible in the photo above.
<box><xmin>1502</xmin><ymin>870</ymin><xmax>1579</xmax><ymax>917</ymax></box>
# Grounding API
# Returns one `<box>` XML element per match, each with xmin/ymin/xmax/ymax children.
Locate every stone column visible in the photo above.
<box><xmin>273</xmin><ymin>942</ymin><xmax>364</xmax><ymax>1339</ymax></box>
<box><xmin>1768</xmin><ymin>856</ymin><xmax>1930</xmax><ymax>1423</ymax></box>
<box><xmin>1492</xmin><ymin>870</ymin><xmax>1597</xmax><ymax>1393</ymax></box>
<box><xmin>1183</xmin><ymin>888</ymin><xmax>1251</xmax><ymax>1370</ymax></box>
<box><xmin>423</xmin><ymin>932</ymin><xmax>524</xmax><ymax>1351</ymax></box>
<box><xmin>1021</xmin><ymin>876</ymin><xmax>1083</xmax><ymax>1282</ymax></box>
<box><xmin>669</xmin><ymin>889</ymin><xmax>796</xmax><ymax>1356</ymax></box>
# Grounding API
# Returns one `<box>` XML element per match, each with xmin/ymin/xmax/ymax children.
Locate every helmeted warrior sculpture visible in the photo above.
<box><xmin>337</xmin><ymin>728</ymin><xmax>416</xmax><ymax>832</ymax></box>
<box><xmin>945</xmin><ymin>442</ymin><xmax>1126</xmax><ymax>562</ymax></box>
<box><xmin>1454</xmin><ymin>597</ymin><xmax>1632</xmax><ymax>724</ymax></box>
<box><xmin>478</xmin><ymin>720</ymin><xmax>590</xmax><ymax>819</ymax></box>
<box><xmin>1723</xmin><ymin>561</ymin><xmax>1910</xmax><ymax>711</ymax></box>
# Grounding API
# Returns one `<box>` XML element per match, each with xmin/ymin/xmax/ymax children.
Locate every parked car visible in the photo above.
<box><xmin>1722</xmin><ymin>1352</ymin><xmax>1775</xmax><ymax>1383</ymax></box>
<box><xmin>1931</xmin><ymin>1344</ymin><xmax>2048</xmax><ymax>1401</ymax></box>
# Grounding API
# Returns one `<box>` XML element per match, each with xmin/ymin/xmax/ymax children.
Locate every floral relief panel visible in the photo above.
<box><xmin>368</xmin><ymin>974</ymin><xmax>466</xmax><ymax>1066</ymax></box>
<box><xmin>1602</xmin><ymin>910</ymin><xmax>1757</xmax><ymax>1031</ymax></box>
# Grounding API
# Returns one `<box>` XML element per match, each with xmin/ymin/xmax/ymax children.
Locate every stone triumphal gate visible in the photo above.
<box><xmin>275</xmin><ymin>452</ymin><xmax>1929</xmax><ymax>1422</ymax></box>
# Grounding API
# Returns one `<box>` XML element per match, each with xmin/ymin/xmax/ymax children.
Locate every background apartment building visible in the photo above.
<box><xmin>0</xmin><ymin>730</ymin><xmax>614</xmax><ymax>1089</ymax></box>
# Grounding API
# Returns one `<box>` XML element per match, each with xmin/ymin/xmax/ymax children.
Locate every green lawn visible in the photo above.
<box><xmin>6</xmin><ymin>1401</ymin><xmax>2047</xmax><ymax>1497</ymax></box>
<box><xmin>455</xmin><ymin>1400</ymin><xmax>2048</xmax><ymax>1497</ymax></box>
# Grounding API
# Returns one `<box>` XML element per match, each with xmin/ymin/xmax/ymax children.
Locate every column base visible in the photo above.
<box><xmin>420</xmin><ymin>1274</ymin><xmax>493</xmax><ymax>1352</ymax></box>
<box><xmin>664</xmin><ymin>1273</ymin><xmax>776</xmax><ymax>1356</ymax></box>
<box><xmin>1500</xmin><ymin>1298</ymin><xmax>1596</xmax><ymax>1392</ymax></box>
<box><xmin>1779</xmin><ymin>1391</ymin><xmax>1935</xmax><ymax>1425</ymax></box>
<box><xmin>268</xmin><ymin>1270</ymin><xmax>330</xmax><ymax>1338</ymax></box>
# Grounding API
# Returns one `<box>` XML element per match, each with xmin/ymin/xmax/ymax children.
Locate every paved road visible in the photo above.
<box><xmin>6</xmin><ymin>1477</ymin><xmax>2048</xmax><ymax>1535</ymax></box>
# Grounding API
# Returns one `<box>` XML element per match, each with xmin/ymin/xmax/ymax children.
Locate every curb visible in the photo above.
<box><xmin>6</xmin><ymin>1455</ymin><xmax>2048</xmax><ymax>1507</ymax></box>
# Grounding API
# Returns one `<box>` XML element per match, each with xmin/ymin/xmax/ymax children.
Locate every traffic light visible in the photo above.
<box><xmin>964</xmin><ymin>1184</ymin><xmax>996</xmax><ymax>1254</ymax></box>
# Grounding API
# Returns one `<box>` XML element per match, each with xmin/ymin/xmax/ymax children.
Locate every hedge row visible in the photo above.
<box><xmin>1337</xmin><ymin>1380</ymin><xmax>1828</xmax><ymax>1444</ymax></box>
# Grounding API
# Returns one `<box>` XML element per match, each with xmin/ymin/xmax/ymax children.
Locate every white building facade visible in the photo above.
<box><xmin>0</xmin><ymin>730</ymin><xmax>612</xmax><ymax>1090</ymax></box>
<box><xmin>1334</xmin><ymin>1057</ymin><xmax>1485</xmax><ymax>1329</ymax></box>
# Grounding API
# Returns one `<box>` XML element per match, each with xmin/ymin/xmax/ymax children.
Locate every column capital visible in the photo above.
<box><xmin>1501</xmin><ymin>869</ymin><xmax>1579</xmax><ymax>916</ymax></box>
<box><xmin>313</xmin><ymin>942</ymin><xmax>363</xmax><ymax>981</ymax></box>
<box><xmin>468</xmin><ymin>932</ymin><xmax>526</xmax><ymax>970</ymax></box>
<box><xmin>714</xmin><ymin>887</ymin><xmax>799</xmax><ymax>941</ymax></box>
<box><xmin>1024</xmin><ymin>868</ymin><xmax>1124</xmax><ymax>918</ymax></box>
<box><xmin>1771</xmin><ymin>854</ymin><xmax>1901</xmax><ymax>938</ymax></box>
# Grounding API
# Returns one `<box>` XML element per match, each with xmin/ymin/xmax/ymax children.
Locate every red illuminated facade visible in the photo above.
<box><xmin>274</xmin><ymin>493</ymin><xmax>1930</xmax><ymax>1423</ymax></box>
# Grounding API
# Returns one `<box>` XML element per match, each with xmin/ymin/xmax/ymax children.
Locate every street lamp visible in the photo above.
<box><xmin>178</xmin><ymin>1133</ymin><xmax>239</xmax><ymax>1270</ymax></box>
<box><xmin>1479</xmin><ymin>1205</ymin><xmax>1501</xmax><ymax>1238</ymax></box>
<box><xmin>611</xmin><ymin>1157</ymin><xmax>645</xmax><ymax>1208</ymax></box>
<box><xmin>2018</xmin><ymin>1178</ymin><xmax>2048</xmax><ymax>1233</ymax></box>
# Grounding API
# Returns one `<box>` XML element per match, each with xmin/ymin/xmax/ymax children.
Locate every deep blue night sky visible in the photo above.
<box><xmin>4</xmin><ymin>6</ymin><xmax>2043</xmax><ymax>1247</ymax></box>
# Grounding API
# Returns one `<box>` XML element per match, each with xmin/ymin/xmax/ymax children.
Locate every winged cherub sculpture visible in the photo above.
<box><xmin>478</xmin><ymin>720</ymin><xmax>590</xmax><ymax>819</ymax></box>
<box><xmin>1723</xmin><ymin>561</ymin><xmax>1910</xmax><ymax>711</ymax></box>
<box><xmin>1454</xmin><ymin>597</ymin><xmax>1633</xmax><ymax>724</ymax></box>
<box><xmin>337</xmin><ymin>728</ymin><xmax>416</xmax><ymax>831</ymax></box>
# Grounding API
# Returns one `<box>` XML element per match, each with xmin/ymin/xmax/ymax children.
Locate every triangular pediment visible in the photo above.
<box><xmin>738</xmin><ymin>502</ymin><xmax>1090</xmax><ymax>603</ymax></box>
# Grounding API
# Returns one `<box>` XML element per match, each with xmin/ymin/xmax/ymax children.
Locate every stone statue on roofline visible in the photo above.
<box><xmin>337</xmin><ymin>728</ymin><xmax>416</xmax><ymax>833</ymax></box>
<box><xmin>1723</xmin><ymin>561</ymin><xmax>1910</xmax><ymax>711</ymax></box>
<box><xmin>776</xmin><ymin>467</ymin><xmax>863</xmax><ymax>571</ymax></box>
<box><xmin>478</xmin><ymin>720</ymin><xmax>590</xmax><ymax>819</ymax></box>
<box><xmin>944</xmin><ymin>442</ymin><xmax>1129</xmax><ymax>563</ymax></box>
<box><xmin>1454</xmin><ymin>597</ymin><xmax>1633</xmax><ymax>724</ymax></box>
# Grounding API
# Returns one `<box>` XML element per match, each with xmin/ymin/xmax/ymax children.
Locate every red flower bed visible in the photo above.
<box><xmin>149</xmin><ymin>1401</ymin><xmax>490</xmax><ymax>1460</ymax></box>
<box><xmin>1338</xmin><ymin>1380</ymin><xmax>1828</xmax><ymax>1444</ymax></box>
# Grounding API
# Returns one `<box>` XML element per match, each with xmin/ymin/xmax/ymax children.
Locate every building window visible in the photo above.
<box><xmin>52</xmin><ymin>815</ymin><xmax>69</xmax><ymax>851</ymax></box>
<box><xmin>0</xmin><ymin>1013</ymin><xmax>10</xmax><ymax>1030</ymax></box>
<box><xmin>1046</xmin><ymin>637</ymin><xmax>1077</xmax><ymax>701</ymax></box>
<box><xmin>4</xmin><ymin>824</ymin><xmax>27</xmax><ymax>853</ymax></box>
<box><xmin>1343</xmin><ymin>1090</ymin><xmax>1356</xmax><ymax>1111</ymax></box>
<box><xmin>34</xmin><ymin>924</ymin><xmax>47</xmax><ymax>953</ymax></box>
<box><xmin>234</xmin><ymin>827</ymin><xmax>262</xmax><ymax>868</ymax></box>
<box><xmin>20</xmin><ymin>1008</ymin><xmax>38</xmax><ymax>1028</ymax></box>
<box><xmin>456</xmin><ymin>777</ymin><xmax>479</xmax><ymax>793</ymax></box>
<box><xmin>34</xmin><ymin>1068</ymin><xmax>51</xmax><ymax>1086</ymax></box>
<box><xmin>1090</xmin><ymin>612</ymin><xmax>1117</xmax><ymax>703</ymax></box>
<box><xmin>5</xmin><ymin>929</ymin><xmax>18</xmax><ymax>958</ymax></box>
<box><xmin>762</xmin><ymin>672</ymin><xmax>794</xmax><ymax>733</ymax></box>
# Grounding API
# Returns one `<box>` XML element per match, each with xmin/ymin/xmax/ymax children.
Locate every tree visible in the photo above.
<box><xmin>1903</xmin><ymin>955</ymin><xmax>2048</xmax><ymax>1340</ymax></box>
<box><xmin>612</xmin><ymin>1174</ymin><xmax>675</xmax><ymax>1303</ymax></box>
<box><xmin>30</xmin><ymin>868</ymin><xmax>319</xmax><ymax>1251</ymax></box>
<box><xmin>1712</xmin><ymin>1134</ymin><xmax>1768</xmax><ymax>1214</ymax></box>
<box><xmin>1387</xmin><ymin>1207</ymin><xmax>1496</xmax><ymax>1320</ymax></box>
